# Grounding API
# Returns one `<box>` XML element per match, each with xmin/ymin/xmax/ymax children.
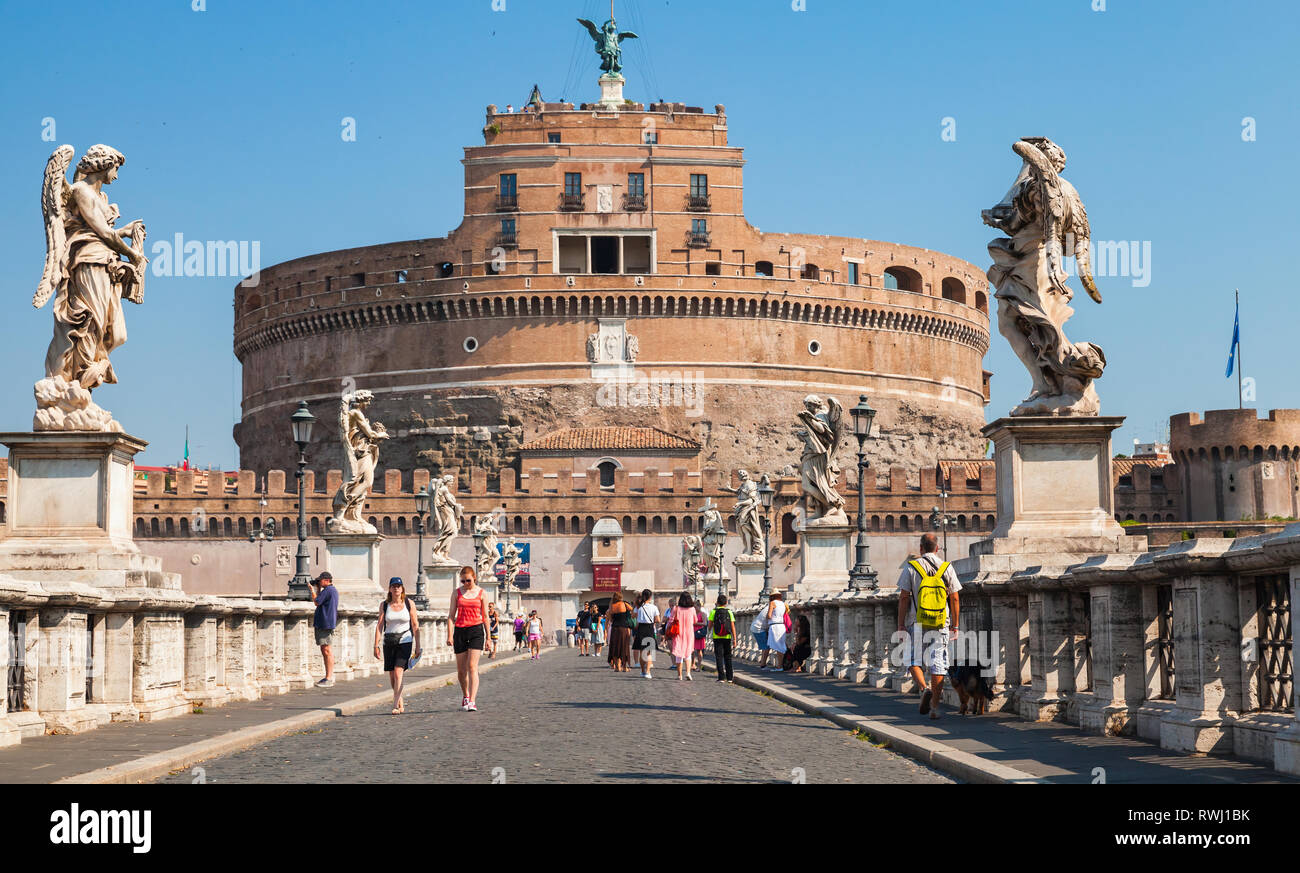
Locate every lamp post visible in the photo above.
<box><xmin>248</xmin><ymin>485</ymin><xmax>276</xmax><ymax>600</ymax></box>
<box><xmin>413</xmin><ymin>485</ymin><xmax>430</xmax><ymax>608</ymax></box>
<box><xmin>930</xmin><ymin>490</ymin><xmax>954</xmax><ymax>560</ymax></box>
<box><xmin>288</xmin><ymin>401</ymin><xmax>316</xmax><ymax>601</ymax></box>
<box><xmin>847</xmin><ymin>395</ymin><xmax>880</xmax><ymax>592</ymax></box>
<box><xmin>758</xmin><ymin>478</ymin><xmax>775</xmax><ymax>603</ymax></box>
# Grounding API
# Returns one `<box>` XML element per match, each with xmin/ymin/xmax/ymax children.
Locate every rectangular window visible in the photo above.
<box><xmin>565</xmin><ymin>173</ymin><xmax>582</xmax><ymax>196</ymax></box>
<box><xmin>628</xmin><ymin>173</ymin><xmax>645</xmax><ymax>196</ymax></box>
<box><xmin>692</xmin><ymin>219</ymin><xmax>708</xmax><ymax>235</ymax></box>
<box><xmin>501</xmin><ymin>219</ymin><xmax>516</xmax><ymax>235</ymax></box>
<box><xmin>848</xmin><ymin>262</ymin><xmax>859</xmax><ymax>285</ymax></box>
<box><xmin>548</xmin><ymin>133</ymin><xmax>561</xmax><ymax>144</ymax></box>
<box><xmin>499</xmin><ymin>174</ymin><xmax>517</xmax><ymax>197</ymax></box>
<box><xmin>644</xmin><ymin>131</ymin><xmax>658</xmax><ymax>144</ymax></box>
<box><xmin>690</xmin><ymin>174</ymin><xmax>708</xmax><ymax>199</ymax></box>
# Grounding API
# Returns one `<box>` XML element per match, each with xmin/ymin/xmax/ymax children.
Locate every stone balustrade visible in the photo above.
<box><xmin>0</xmin><ymin>578</ymin><xmax>452</xmax><ymax>748</ymax></box>
<box><xmin>719</xmin><ymin>523</ymin><xmax>1300</xmax><ymax>777</ymax></box>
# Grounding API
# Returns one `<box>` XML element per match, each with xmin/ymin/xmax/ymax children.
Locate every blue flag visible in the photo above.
<box><xmin>1225</xmin><ymin>302</ymin><xmax>1239</xmax><ymax>378</ymax></box>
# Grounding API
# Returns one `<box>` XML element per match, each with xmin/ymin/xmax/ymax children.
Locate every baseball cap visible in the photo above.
<box><xmin>388</xmin><ymin>577</ymin><xmax>405</xmax><ymax>587</ymax></box>
<box><xmin>313</xmin><ymin>572</ymin><xmax>333</xmax><ymax>583</ymax></box>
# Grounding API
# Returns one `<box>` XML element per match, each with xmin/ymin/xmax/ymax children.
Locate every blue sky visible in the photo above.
<box><xmin>0</xmin><ymin>0</ymin><xmax>1296</xmax><ymax>468</ymax></box>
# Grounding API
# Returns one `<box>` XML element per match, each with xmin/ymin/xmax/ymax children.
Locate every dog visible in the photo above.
<box><xmin>947</xmin><ymin>664</ymin><xmax>995</xmax><ymax>715</ymax></box>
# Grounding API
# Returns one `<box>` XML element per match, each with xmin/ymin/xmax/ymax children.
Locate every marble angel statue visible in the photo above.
<box><xmin>34</xmin><ymin>144</ymin><xmax>149</xmax><ymax>432</ymax></box>
<box><xmin>730</xmin><ymin>469</ymin><xmax>766</xmax><ymax>557</ymax></box>
<box><xmin>982</xmin><ymin>137</ymin><xmax>1106</xmax><ymax>416</ymax></box>
<box><xmin>798</xmin><ymin>395</ymin><xmax>846</xmax><ymax>524</ymax></box>
<box><xmin>473</xmin><ymin>512</ymin><xmax>502</xmax><ymax>583</ymax></box>
<box><xmin>429</xmin><ymin>473</ymin><xmax>464</xmax><ymax>564</ymax></box>
<box><xmin>328</xmin><ymin>390</ymin><xmax>389</xmax><ymax>534</ymax></box>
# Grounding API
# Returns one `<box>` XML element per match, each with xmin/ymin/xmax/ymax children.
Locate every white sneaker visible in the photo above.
<box><xmin>315</xmin><ymin>678</ymin><xmax>335</xmax><ymax>687</ymax></box>
<box><xmin>460</xmin><ymin>697</ymin><xmax>469</xmax><ymax>711</ymax></box>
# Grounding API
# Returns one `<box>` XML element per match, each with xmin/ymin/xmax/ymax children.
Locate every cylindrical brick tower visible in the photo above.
<box><xmin>1170</xmin><ymin>409</ymin><xmax>1300</xmax><ymax>522</ymax></box>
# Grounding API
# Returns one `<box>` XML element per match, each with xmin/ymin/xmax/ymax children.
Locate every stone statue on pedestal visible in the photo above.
<box><xmin>699</xmin><ymin>501</ymin><xmax>726</xmax><ymax>577</ymax></box>
<box><xmin>328</xmin><ymin>391</ymin><xmax>389</xmax><ymax>535</ymax></box>
<box><xmin>797</xmin><ymin>395</ymin><xmax>847</xmax><ymax>525</ymax></box>
<box><xmin>34</xmin><ymin>145</ymin><xmax>149</xmax><ymax>432</ymax></box>
<box><xmin>682</xmin><ymin>535</ymin><xmax>702</xmax><ymax>590</ymax></box>
<box><xmin>473</xmin><ymin>513</ymin><xmax>500</xmax><ymax>583</ymax></box>
<box><xmin>502</xmin><ymin>537</ymin><xmax>522</xmax><ymax>589</ymax></box>
<box><xmin>429</xmin><ymin>473</ymin><xmax>463</xmax><ymax>564</ymax></box>
<box><xmin>577</xmin><ymin>17</ymin><xmax>638</xmax><ymax>76</ymax></box>
<box><xmin>730</xmin><ymin>469</ymin><xmax>765</xmax><ymax>557</ymax></box>
<box><xmin>983</xmin><ymin>137</ymin><xmax>1106</xmax><ymax>416</ymax></box>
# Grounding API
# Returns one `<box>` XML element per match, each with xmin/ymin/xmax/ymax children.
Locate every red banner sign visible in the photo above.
<box><xmin>593</xmin><ymin>563</ymin><xmax>622</xmax><ymax>592</ymax></box>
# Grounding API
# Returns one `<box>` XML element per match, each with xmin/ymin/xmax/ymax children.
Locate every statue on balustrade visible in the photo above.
<box><xmin>797</xmin><ymin>395</ymin><xmax>847</xmax><ymax>525</ymax></box>
<box><xmin>730</xmin><ymin>469</ymin><xmax>765</xmax><ymax>557</ymax></box>
<box><xmin>473</xmin><ymin>513</ymin><xmax>501</xmax><ymax>583</ymax></box>
<box><xmin>682</xmin><ymin>535</ymin><xmax>702</xmax><ymax>591</ymax></box>
<box><xmin>328</xmin><ymin>390</ymin><xmax>389</xmax><ymax>535</ymax></box>
<box><xmin>502</xmin><ymin>537</ymin><xmax>522</xmax><ymax>589</ymax></box>
<box><xmin>429</xmin><ymin>473</ymin><xmax>463</xmax><ymax>564</ymax></box>
<box><xmin>982</xmin><ymin>137</ymin><xmax>1106</xmax><ymax>416</ymax></box>
<box><xmin>699</xmin><ymin>501</ymin><xmax>726</xmax><ymax>577</ymax></box>
<box><xmin>34</xmin><ymin>144</ymin><xmax>149</xmax><ymax>432</ymax></box>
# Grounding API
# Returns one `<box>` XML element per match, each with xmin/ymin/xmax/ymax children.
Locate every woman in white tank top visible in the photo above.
<box><xmin>373</xmin><ymin>578</ymin><xmax>420</xmax><ymax>714</ymax></box>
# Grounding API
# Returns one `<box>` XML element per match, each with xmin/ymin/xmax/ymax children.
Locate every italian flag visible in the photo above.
<box><xmin>182</xmin><ymin>427</ymin><xmax>189</xmax><ymax>471</ymax></box>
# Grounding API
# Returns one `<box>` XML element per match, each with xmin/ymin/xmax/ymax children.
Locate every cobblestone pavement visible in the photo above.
<box><xmin>157</xmin><ymin>650</ymin><xmax>953</xmax><ymax>784</ymax></box>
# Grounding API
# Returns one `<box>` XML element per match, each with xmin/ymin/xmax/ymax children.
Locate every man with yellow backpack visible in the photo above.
<box><xmin>896</xmin><ymin>533</ymin><xmax>962</xmax><ymax>720</ymax></box>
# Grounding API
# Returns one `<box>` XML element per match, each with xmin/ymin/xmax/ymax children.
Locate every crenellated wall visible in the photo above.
<box><xmin>1171</xmin><ymin>409</ymin><xmax>1300</xmax><ymax>522</ymax></box>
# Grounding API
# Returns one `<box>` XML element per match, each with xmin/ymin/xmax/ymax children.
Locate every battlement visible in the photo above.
<box><xmin>1171</xmin><ymin>408</ymin><xmax>1300</xmax><ymax>457</ymax></box>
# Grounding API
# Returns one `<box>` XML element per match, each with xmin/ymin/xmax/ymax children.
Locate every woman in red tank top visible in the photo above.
<box><xmin>448</xmin><ymin>566</ymin><xmax>490</xmax><ymax>712</ymax></box>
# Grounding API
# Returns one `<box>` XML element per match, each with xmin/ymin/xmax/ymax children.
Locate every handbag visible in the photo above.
<box><xmin>665</xmin><ymin>607</ymin><xmax>680</xmax><ymax>639</ymax></box>
<box><xmin>783</xmin><ymin>610</ymin><xmax>793</xmax><ymax>632</ymax></box>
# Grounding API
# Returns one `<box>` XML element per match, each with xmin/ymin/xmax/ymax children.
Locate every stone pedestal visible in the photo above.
<box><xmin>423</xmin><ymin>561</ymin><xmax>462</xmax><ymax>604</ymax></box>
<box><xmin>1274</xmin><ymin>723</ymin><xmax>1300</xmax><ymax>776</ymax></box>
<box><xmin>598</xmin><ymin>74</ymin><xmax>625</xmax><ymax>110</ymax></box>
<box><xmin>0</xmin><ymin>432</ymin><xmax>174</xmax><ymax>588</ymax></box>
<box><xmin>1075</xmin><ymin>582</ymin><xmax>1145</xmax><ymax>735</ymax></box>
<box><xmin>1160</xmin><ymin>571</ymin><xmax>1242</xmax><ymax>754</ymax></box>
<box><xmin>324</xmin><ymin>533</ymin><xmax>385</xmax><ymax>610</ymax></box>
<box><xmin>795</xmin><ymin>522</ymin><xmax>853</xmax><ymax>597</ymax></box>
<box><xmin>732</xmin><ymin>556</ymin><xmax>765</xmax><ymax>605</ymax></box>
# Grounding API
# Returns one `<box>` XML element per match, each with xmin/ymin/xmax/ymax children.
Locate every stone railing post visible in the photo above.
<box><xmin>222</xmin><ymin>600</ymin><xmax>262</xmax><ymax>701</ymax></box>
<box><xmin>869</xmin><ymin>598</ymin><xmax>897</xmax><ymax>688</ymax></box>
<box><xmin>805</xmin><ymin>602</ymin><xmax>824</xmax><ymax>673</ymax></box>
<box><xmin>850</xmin><ymin>596</ymin><xmax>874</xmax><ymax>683</ymax></box>
<box><xmin>834</xmin><ymin>592</ymin><xmax>857</xmax><ymax>679</ymax></box>
<box><xmin>1019</xmin><ymin>573</ymin><xmax>1076</xmax><ymax>722</ymax></box>
<box><xmin>185</xmin><ymin>598</ymin><xmax>230</xmax><ymax>708</ymax></box>
<box><xmin>256</xmin><ymin>601</ymin><xmax>289</xmax><ymax>696</ymax></box>
<box><xmin>282</xmin><ymin>603</ymin><xmax>315</xmax><ymax>689</ymax></box>
<box><xmin>128</xmin><ymin>591</ymin><xmax>193</xmax><ymax>722</ymax></box>
<box><xmin>37</xmin><ymin>587</ymin><xmax>102</xmax><ymax>735</ymax></box>
<box><xmin>1065</xmin><ymin>555</ymin><xmax>1148</xmax><ymax>736</ymax></box>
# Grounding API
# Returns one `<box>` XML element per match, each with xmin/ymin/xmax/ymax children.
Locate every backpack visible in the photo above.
<box><xmin>909</xmin><ymin>557</ymin><xmax>951</xmax><ymax>630</ymax></box>
<box><xmin>712</xmin><ymin>608</ymin><xmax>732</xmax><ymax>637</ymax></box>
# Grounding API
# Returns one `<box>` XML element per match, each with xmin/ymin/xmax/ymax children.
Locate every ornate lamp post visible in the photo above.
<box><xmin>847</xmin><ymin>395</ymin><xmax>880</xmax><ymax>592</ymax></box>
<box><xmin>248</xmin><ymin>486</ymin><xmax>276</xmax><ymax>600</ymax></box>
<box><xmin>413</xmin><ymin>485</ymin><xmax>430</xmax><ymax>608</ymax></box>
<box><xmin>758</xmin><ymin>478</ymin><xmax>775</xmax><ymax>603</ymax></box>
<box><xmin>930</xmin><ymin>489</ymin><xmax>954</xmax><ymax>561</ymax></box>
<box><xmin>288</xmin><ymin>401</ymin><xmax>316</xmax><ymax>601</ymax></box>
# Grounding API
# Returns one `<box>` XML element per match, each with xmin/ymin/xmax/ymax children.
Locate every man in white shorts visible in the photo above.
<box><xmin>896</xmin><ymin>533</ymin><xmax>961</xmax><ymax>720</ymax></box>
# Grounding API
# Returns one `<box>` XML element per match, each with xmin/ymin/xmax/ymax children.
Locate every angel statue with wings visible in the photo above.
<box><xmin>578</xmin><ymin>18</ymin><xmax>638</xmax><ymax>76</ymax></box>
<box><xmin>730</xmin><ymin>469</ymin><xmax>766</xmax><ymax>557</ymax></box>
<box><xmin>473</xmin><ymin>512</ymin><xmax>501</xmax><ymax>584</ymax></box>
<box><xmin>982</xmin><ymin>137</ymin><xmax>1106</xmax><ymax>416</ymax></box>
<box><xmin>328</xmin><ymin>390</ymin><xmax>389</xmax><ymax>534</ymax></box>
<box><xmin>681</xmin><ymin>535</ymin><xmax>703</xmax><ymax>591</ymax></box>
<box><xmin>34</xmin><ymin>144</ymin><xmax>149</xmax><ymax>432</ymax></box>
<box><xmin>429</xmin><ymin>473</ymin><xmax>464</xmax><ymax>564</ymax></box>
<box><xmin>798</xmin><ymin>395</ymin><xmax>847</xmax><ymax>525</ymax></box>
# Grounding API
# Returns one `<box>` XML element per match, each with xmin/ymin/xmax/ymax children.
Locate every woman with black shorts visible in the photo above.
<box><xmin>633</xmin><ymin>588</ymin><xmax>661</xmax><ymax>680</ymax></box>
<box><xmin>448</xmin><ymin>566</ymin><xmax>490</xmax><ymax>712</ymax></box>
<box><xmin>374</xmin><ymin>577</ymin><xmax>420</xmax><ymax>714</ymax></box>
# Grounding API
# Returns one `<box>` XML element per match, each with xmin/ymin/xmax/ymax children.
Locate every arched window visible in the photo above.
<box><xmin>941</xmin><ymin>277</ymin><xmax>967</xmax><ymax>304</ymax></box>
<box><xmin>801</xmin><ymin>263</ymin><xmax>820</xmax><ymax>281</ymax></box>
<box><xmin>651</xmin><ymin>517</ymin><xmax>663</xmax><ymax>534</ymax></box>
<box><xmin>598</xmin><ymin>460</ymin><xmax>618</xmax><ymax>488</ymax></box>
<box><xmin>756</xmin><ymin>260</ymin><xmax>774</xmax><ymax>277</ymax></box>
<box><xmin>884</xmin><ymin>266</ymin><xmax>922</xmax><ymax>293</ymax></box>
<box><xmin>975</xmin><ymin>290</ymin><xmax>988</xmax><ymax>313</ymax></box>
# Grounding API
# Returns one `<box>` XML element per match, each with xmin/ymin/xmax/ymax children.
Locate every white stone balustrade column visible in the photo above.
<box><xmin>804</xmin><ymin>602</ymin><xmax>823</xmax><ymax>674</ymax></box>
<box><xmin>37</xmin><ymin>593</ymin><xmax>99</xmax><ymax>735</ymax></box>
<box><xmin>256</xmin><ymin>602</ymin><xmax>289</xmax><ymax>696</ymax></box>
<box><xmin>850</xmin><ymin>596</ymin><xmax>874</xmax><ymax>683</ymax></box>
<box><xmin>834</xmin><ymin>593</ymin><xmax>857</xmax><ymax>679</ymax></box>
<box><xmin>282</xmin><ymin>603</ymin><xmax>315</xmax><ymax>689</ymax></box>
<box><xmin>869</xmin><ymin>599</ymin><xmax>897</xmax><ymax>688</ymax></box>
<box><xmin>184</xmin><ymin>599</ymin><xmax>230</xmax><ymax>708</ymax></box>
<box><xmin>1019</xmin><ymin>578</ymin><xmax>1076</xmax><ymax>723</ymax></box>
<box><xmin>222</xmin><ymin>601</ymin><xmax>263</xmax><ymax>700</ymax></box>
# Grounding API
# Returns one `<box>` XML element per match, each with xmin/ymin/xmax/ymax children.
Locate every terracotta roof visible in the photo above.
<box><xmin>521</xmin><ymin>426</ymin><xmax>701</xmax><ymax>453</ymax></box>
<box><xmin>1113</xmin><ymin>457</ymin><xmax>1173</xmax><ymax>476</ymax></box>
<box><xmin>938</xmin><ymin>459</ymin><xmax>994</xmax><ymax>483</ymax></box>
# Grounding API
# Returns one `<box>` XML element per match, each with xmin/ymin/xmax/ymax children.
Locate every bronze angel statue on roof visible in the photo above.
<box><xmin>578</xmin><ymin>18</ymin><xmax>638</xmax><ymax>76</ymax></box>
<box><xmin>34</xmin><ymin>144</ymin><xmax>148</xmax><ymax>432</ymax></box>
<box><xmin>982</xmin><ymin>137</ymin><xmax>1106</xmax><ymax>416</ymax></box>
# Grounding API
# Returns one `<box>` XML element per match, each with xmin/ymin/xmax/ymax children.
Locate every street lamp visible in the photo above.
<box><xmin>930</xmin><ymin>490</ymin><xmax>954</xmax><ymax>560</ymax></box>
<box><xmin>847</xmin><ymin>395</ymin><xmax>880</xmax><ymax>592</ymax></box>
<box><xmin>413</xmin><ymin>485</ymin><xmax>430</xmax><ymax>608</ymax></box>
<box><xmin>758</xmin><ymin>477</ymin><xmax>775</xmax><ymax>603</ymax></box>
<box><xmin>248</xmin><ymin>486</ymin><xmax>276</xmax><ymax>600</ymax></box>
<box><xmin>288</xmin><ymin>401</ymin><xmax>315</xmax><ymax>600</ymax></box>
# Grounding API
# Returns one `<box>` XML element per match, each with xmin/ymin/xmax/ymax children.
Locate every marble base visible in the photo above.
<box><xmin>423</xmin><ymin>561</ymin><xmax>463</xmax><ymax>603</ymax></box>
<box><xmin>1160</xmin><ymin>710</ymin><xmax>1233</xmax><ymax>755</ymax></box>
<box><xmin>324</xmin><ymin>532</ymin><xmax>385</xmax><ymax>610</ymax></box>
<box><xmin>1018</xmin><ymin>693</ymin><xmax>1067</xmax><ymax>723</ymax></box>
<box><xmin>1273</xmin><ymin>723</ymin><xmax>1300</xmax><ymax>776</ymax></box>
<box><xmin>1074</xmin><ymin>693</ymin><xmax>1133</xmax><ymax>736</ymax></box>
<box><xmin>598</xmin><ymin>74</ymin><xmax>625</xmax><ymax>109</ymax></box>
<box><xmin>795</xmin><ymin>523</ymin><xmax>853</xmax><ymax>596</ymax></box>
<box><xmin>732</xmin><ymin>556</ymin><xmax>766</xmax><ymax>605</ymax></box>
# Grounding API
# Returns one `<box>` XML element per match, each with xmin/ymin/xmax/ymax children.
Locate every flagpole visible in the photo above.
<box><xmin>1236</xmin><ymin>289</ymin><xmax>1242</xmax><ymax>410</ymax></box>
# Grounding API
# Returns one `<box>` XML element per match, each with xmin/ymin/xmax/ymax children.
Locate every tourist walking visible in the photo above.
<box><xmin>709</xmin><ymin>594</ymin><xmax>736</xmax><ymax>682</ymax></box>
<box><xmin>486</xmin><ymin>602</ymin><xmax>500</xmax><ymax>659</ymax></box>
<box><xmin>691</xmin><ymin>599</ymin><xmax>709</xmax><ymax>671</ymax></box>
<box><xmin>373</xmin><ymin>577</ymin><xmax>419</xmax><ymax>714</ymax></box>
<box><xmin>665</xmin><ymin>593</ymin><xmax>698</xmax><ymax>680</ymax></box>
<box><xmin>606</xmin><ymin>591</ymin><xmax>634</xmax><ymax>672</ymax></box>
<box><xmin>759</xmin><ymin>592</ymin><xmax>788</xmax><ymax>671</ymax></box>
<box><xmin>749</xmin><ymin>602</ymin><xmax>769</xmax><ymax>670</ymax></box>
<box><xmin>308</xmin><ymin>571</ymin><xmax>337</xmax><ymax>687</ymax></box>
<box><xmin>448</xmin><ymin>566</ymin><xmax>491</xmax><ymax>712</ymax></box>
<box><xmin>591</xmin><ymin>603</ymin><xmax>606</xmax><ymax>659</ymax></box>
<box><xmin>897</xmin><ymin>532</ymin><xmax>962</xmax><ymax>720</ymax></box>
<box><xmin>575</xmin><ymin>601</ymin><xmax>591</xmax><ymax>656</ymax></box>
<box><xmin>634</xmin><ymin>589</ymin><xmax>661</xmax><ymax>679</ymax></box>
<box><xmin>526</xmin><ymin>610</ymin><xmax>544</xmax><ymax>660</ymax></box>
<box><xmin>630</xmin><ymin>592</ymin><xmax>645</xmax><ymax>669</ymax></box>
<box><xmin>513</xmin><ymin>613</ymin><xmax>526</xmax><ymax>651</ymax></box>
